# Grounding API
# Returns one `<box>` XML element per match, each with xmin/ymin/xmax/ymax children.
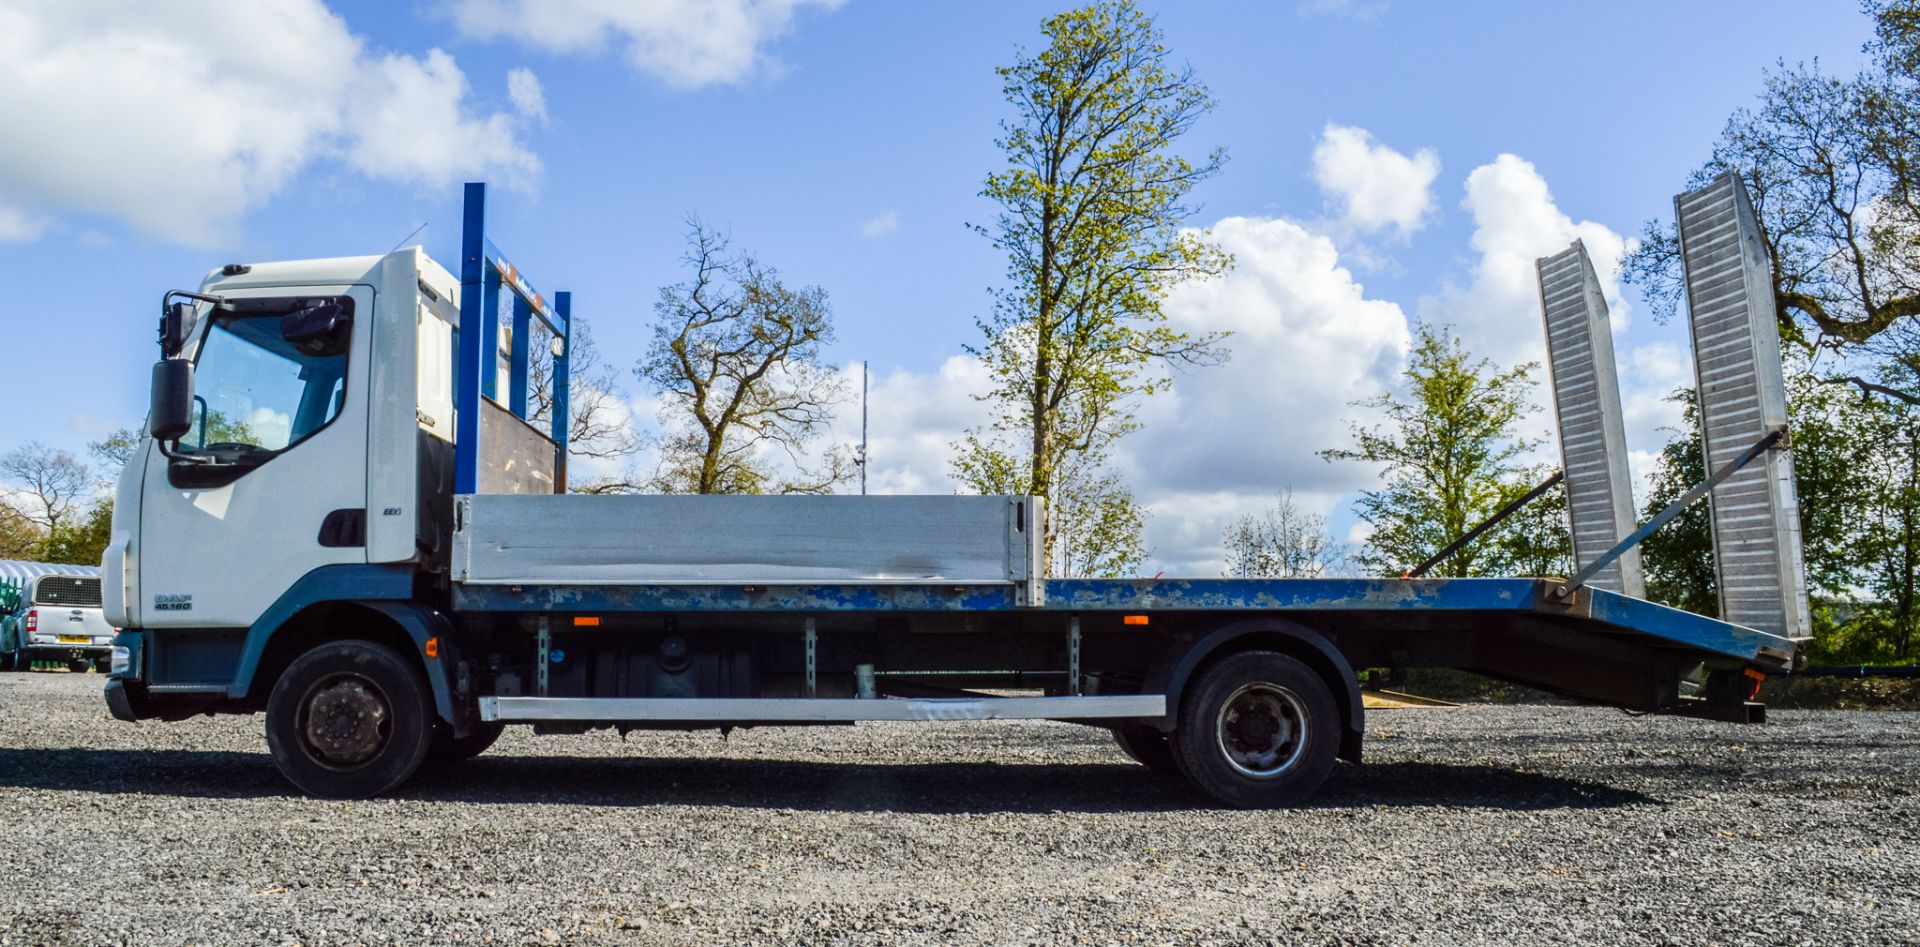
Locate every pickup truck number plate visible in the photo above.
<box><xmin>57</xmin><ymin>635</ymin><xmax>89</xmax><ymax>644</ymax></box>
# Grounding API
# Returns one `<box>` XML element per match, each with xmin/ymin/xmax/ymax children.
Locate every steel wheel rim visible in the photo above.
<box><xmin>1215</xmin><ymin>682</ymin><xmax>1308</xmax><ymax>779</ymax></box>
<box><xmin>297</xmin><ymin>672</ymin><xmax>394</xmax><ymax>771</ymax></box>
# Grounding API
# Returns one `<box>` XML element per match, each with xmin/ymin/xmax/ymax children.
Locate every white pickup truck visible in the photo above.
<box><xmin>3</xmin><ymin>573</ymin><xmax>117</xmax><ymax>672</ymax></box>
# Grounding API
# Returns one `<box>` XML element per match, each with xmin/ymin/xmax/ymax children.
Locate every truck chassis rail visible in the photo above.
<box><xmin>481</xmin><ymin>694</ymin><xmax>1166</xmax><ymax>723</ymax></box>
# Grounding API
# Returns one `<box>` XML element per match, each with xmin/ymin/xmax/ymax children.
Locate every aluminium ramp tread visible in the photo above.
<box><xmin>1535</xmin><ymin>241</ymin><xmax>1645</xmax><ymax>597</ymax></box>
<box><xmin>1674</xmin><ymin>172</ymin><xmax>1812</xmax><ymax>640</ymax></box>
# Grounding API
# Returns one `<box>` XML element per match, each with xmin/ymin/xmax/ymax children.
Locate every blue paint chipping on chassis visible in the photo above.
<box><xmin>452</xmin><ymin>576</ymin><xmax>1795</xmax><ymax>670</ymax></box>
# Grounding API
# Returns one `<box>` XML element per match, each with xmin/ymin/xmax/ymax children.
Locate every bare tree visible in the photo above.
<box><xmin>639</xmin><ymin>220</ymin><xmax>848</xmax><ymax>495</ymax></box>
<box><xmin>526</xmin><ymin>319</ymin><xmax>646</xmax><ymax>492</ymax></box>
<box><xmin>1222</xmin><ymin>489</ymin><xmax>1345</xmax><ymax>579</ymax></box>
<box><xmin>1</xmin><ymin>442</ymin><xmax>92</xmax><ymax>534</ymax></box>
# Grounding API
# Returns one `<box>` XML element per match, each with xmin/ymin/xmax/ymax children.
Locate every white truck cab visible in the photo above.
<box><xmin>105</xmin><ymin>250</ymin><xmax>458</xmax><ymax>633</ymax></box>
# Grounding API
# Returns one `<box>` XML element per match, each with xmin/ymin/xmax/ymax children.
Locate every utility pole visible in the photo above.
<box><xmin>859</xmin><ymin>361</ymin><xmax>869</xmax><ymax>495</ymax></box>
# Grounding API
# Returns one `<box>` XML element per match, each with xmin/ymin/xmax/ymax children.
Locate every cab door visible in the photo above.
<box><xmin>137</xmin><ymin>285</ymin><xmax>373</xmax><ymax>630</ymax></box>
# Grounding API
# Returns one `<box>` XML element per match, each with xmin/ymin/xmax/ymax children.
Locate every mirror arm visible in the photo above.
<box><xmin>162</xmin><ymin>289</ymin><xmax>225</xmax><ymax>309</ymax></box>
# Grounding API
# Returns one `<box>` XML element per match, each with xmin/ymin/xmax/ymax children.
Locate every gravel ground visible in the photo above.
<box><xmin>1</xmin><ymin>672</ymin><xmax>1916</xmax><ymax>947</ymax></box>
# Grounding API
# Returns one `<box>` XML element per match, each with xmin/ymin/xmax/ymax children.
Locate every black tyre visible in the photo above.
<box><xmin>265</xmin><ymin>640</ymin><xmax>435</xmax><ymax>799</ymax></box>
<box><xmin>1169</xmin><ymin>650</ymin><xmax>1340</xmax><ymax>808</ymax></box>
<box><xmin>1111</xmin><ymin>721</ymin><xmax>1181</xmax><ymax>776</ymax></box>
<box><xmin>424</xmin><ymin>719</ymin><xmax>506</xmax><ymax>766</ymax></box>
<box><xmin>67</xmin><ymin>659</ymin><xmax>90</xmax><ymax>673</ymax></box>
<box><xmin>93</xmin><ymin>657</ymin><xmax>111</xmax><ymax>674</ymax></box>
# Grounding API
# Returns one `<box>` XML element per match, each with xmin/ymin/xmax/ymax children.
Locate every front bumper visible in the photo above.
<box><xmin>24</xmin><ymin>643</ymin><xmax>111</xmax><ymax>655</ymax></box>
<box><xmin>103</xmin><ymin>678</ymin><xmax>149</xmax><ymax>722</ymax></box>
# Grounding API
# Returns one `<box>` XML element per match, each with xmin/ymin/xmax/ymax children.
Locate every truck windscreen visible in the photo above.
<box><xmin>184</xmin><ymin>309</ymin><xmax>349</xmax><ymax>457</ymax></box>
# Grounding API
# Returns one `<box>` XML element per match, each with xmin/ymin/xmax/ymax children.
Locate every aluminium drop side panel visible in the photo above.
<box><xmin>1536</xmin><ymin>241</ymin><xmax>1644</xmax><ymax>596</ymax></box>
<box><xmin>453</xmin><ymin>494</ymin><xmax>1041</xmax><ymax>589</ymax></box>
<box><xmin>1674</xmin><ymin>172</ymin><xmax>1812</xmax><ymax>639</ymax></box>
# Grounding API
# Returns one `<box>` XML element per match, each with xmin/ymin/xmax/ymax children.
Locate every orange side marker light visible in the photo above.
<box><xmin>423</xmin><ymin>636</ymin><xmax>439</xmax><ymax>659</ymax></box>
<box><xmin>1123</xmin><ymin>615</ymin><xmax>1149</xmax><ymax>626</ymax></box>
<box><xmin>574</xmin><ymin>616</ymin><xmax>601</xmax><ymax>627</ymax></box>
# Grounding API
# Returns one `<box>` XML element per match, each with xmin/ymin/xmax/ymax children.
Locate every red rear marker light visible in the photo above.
<box><xmin>1122</xmin><ymin>615</ymin><xmax>1149</xmax><ymax>626</ymax></box>
<box><xmin>573</xmin><ymin>616</ymin><xmax>600</xmax><ymax>627</ymax></box>
<box><xmin>23</xmin><ymin>610</ymin><xmax>36</xmax><ymax>633</ymax></box>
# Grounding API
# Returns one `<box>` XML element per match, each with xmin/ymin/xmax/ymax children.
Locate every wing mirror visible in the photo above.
<box><xmin>149</xmin><ymin>359</ymin><xmax>195</xmax><ymax>441</ymax></box>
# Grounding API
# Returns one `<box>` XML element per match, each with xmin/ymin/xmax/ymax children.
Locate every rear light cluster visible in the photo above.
<box><xmin>22</xmin><ymin>609</ymin><xmax>35</xmax><ymax>634</ymax></box>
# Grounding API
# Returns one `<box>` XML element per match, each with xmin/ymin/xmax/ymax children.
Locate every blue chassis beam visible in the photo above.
<box><xmin>451</xmin><ymin>576</ymin><xmax>1794</xmax><ymax>670</ymax></box>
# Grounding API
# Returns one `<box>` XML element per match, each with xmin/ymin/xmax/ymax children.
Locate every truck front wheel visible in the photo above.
<box><xmin>265</xmin><ymin>640</ymin><xmax>434</xmax><ymax>799</ymax></box>
<box><xmin>1170</xmin><ymin>650</ymin><xmax>1340</xmax><ymax>808</ymax></box>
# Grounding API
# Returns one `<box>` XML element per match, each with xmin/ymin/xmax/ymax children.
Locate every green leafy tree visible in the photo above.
<box><xmin>1320</xmin><ymin>324</ymin><xmax>1556</xmax><ymax>578</ymax></box>
<box><xmin>1838</xmin><ymin>367</ymin><xmax>1920</xmax><ymax>660</ymax></box>
<box><xmin>89</xmin><ymin>428</ymin><xmax>141</xmax><ymax>480</ymax></box>
<box><xmin>954</xmin><ymin>441</ymin><xmax>1146</xmax><ymax>578</ymax></box>
<box><xmin>1485</xmin><ymin>464</ymin><xmax>1574</xmax><ymax>578</ymax></box>
<box><xmin>640</xmin><ymin>220</ymin><xmax>849</xmax><ymax>495</ymax></box>
<box><xmin>0</xmin><ymin>507</ymin><xmax>44</xmax><ymax>561</ymax></box>
<box><xmin>42</xmin><ymin>500</ymin><xmax>111</xmax><ymax>567</ymax></box>
<box><xmin>1637</xmin><ymin>369</ymin><xmax>1920</xmax><ymax>663</ymax></box>
<box><xmin>1636</xmin><ymin>393</ymin><xmax>1717</xmax><ymax>616</ymax></box>
<box><xmin>961</xmin><ymin>0</ymin><xmax>1232</xmax><ymax>573</ymax></box>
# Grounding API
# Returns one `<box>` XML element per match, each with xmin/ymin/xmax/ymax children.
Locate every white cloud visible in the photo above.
<box><xmin>860</xmin><ymin>211</ymin><xmax>900</xmax><ymax>238</ymax></box>
<box><xmin>848</xmin><ymin>217</ymin><xmax>1412</xmax><ymax>575</ymax></box>
<box><xmin>1119</xmin><ymin>216</ymin><xmax>1411</xmax><ymax>572</ymax></box>
<box><xmin>0</xmin><ymin>0</ymin><xmax>541</xmax><ymax>246</ymax></box>
<box><xmin>0</xmin><ymin>206</ymin><xmax>49</xmax><ymax>243</ymax></box>
<box><xmin>448</xmin><ymin>0</ymin><xmax>843</xmax><ymax>89</ymax></box>
<box><xmin>507</xmin><ymin>66</ymin><xmax>548</xmax><ymax>123</ymax></box>
<box><xmin>829</xmin><ymin>356</ymin><xmax>993</xmax><ymax>495</ymax></box>
<box><xmin>346</xmin><ymin>50</ymin><xmax>541</xmax><ymax>190</ymax></box>
<box><xmin>1420</xmin><ymin>153</ymin><xmax>1636</xmax><ymax>370</ymax></box>
<box><xmin>1617</xmin><ymin>340</ymin><xmax>1694</xmax><ymax>502</ymax></box>
<box><xmin>1312</xmin><ymin>124</ymin><xmax>1439</xmax><ymax>238</ymax></box>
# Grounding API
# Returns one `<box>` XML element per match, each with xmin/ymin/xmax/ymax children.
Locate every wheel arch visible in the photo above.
<box><xmin>226</xmin><ymin>565</ymin><xmax>457</xmax><ymax>728</ymax></box>
<box><xmin>1147</xmin><ymin>618</ymin><xmax>1364</xmax><ymax>763</ymax></box>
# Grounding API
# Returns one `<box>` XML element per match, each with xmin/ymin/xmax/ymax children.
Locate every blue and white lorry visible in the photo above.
<box><xmin>101</xmin><ymin>183</ymin><xmax>1802</xmax><ymax>805</ymax></box>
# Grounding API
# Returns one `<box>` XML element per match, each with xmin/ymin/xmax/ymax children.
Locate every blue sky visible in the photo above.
<box><xmin>0</xmin><ymin>0</ymin><xmax>1873</xmax><ymax>572</ymax></box>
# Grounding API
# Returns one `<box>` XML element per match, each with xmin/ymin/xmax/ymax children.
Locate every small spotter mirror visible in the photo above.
<box><xmin>159</xmin><ymin>302</ymin><xmax>193</xmax><ymax>357</ymax></box>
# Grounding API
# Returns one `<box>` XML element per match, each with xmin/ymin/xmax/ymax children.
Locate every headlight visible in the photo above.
<box><xmin>109</xmin><ymin>646</ymin><xmax>131</xmax><ymax>676</ymax></box>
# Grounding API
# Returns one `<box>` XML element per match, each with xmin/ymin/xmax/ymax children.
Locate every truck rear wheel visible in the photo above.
<box><xmin>265</xmin><ymin>640</ymin><xmax>434</xmax><ymax>799</ymax></box>
<box><xmin>1170</xmin><ymin>650</ymin><xmax>1339</xmax><ymax>808</ymax></box>
<box><xmin>1110</xmin><ymin>721</ymin><xmax>1180</xmax><ymax>776</ymax></box>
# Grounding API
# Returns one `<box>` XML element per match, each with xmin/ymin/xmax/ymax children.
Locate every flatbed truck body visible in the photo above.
<box><xmin>100</xmin><ymin>184</ymin><xmax>1799</xmax><ymax>807</ymax></box>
